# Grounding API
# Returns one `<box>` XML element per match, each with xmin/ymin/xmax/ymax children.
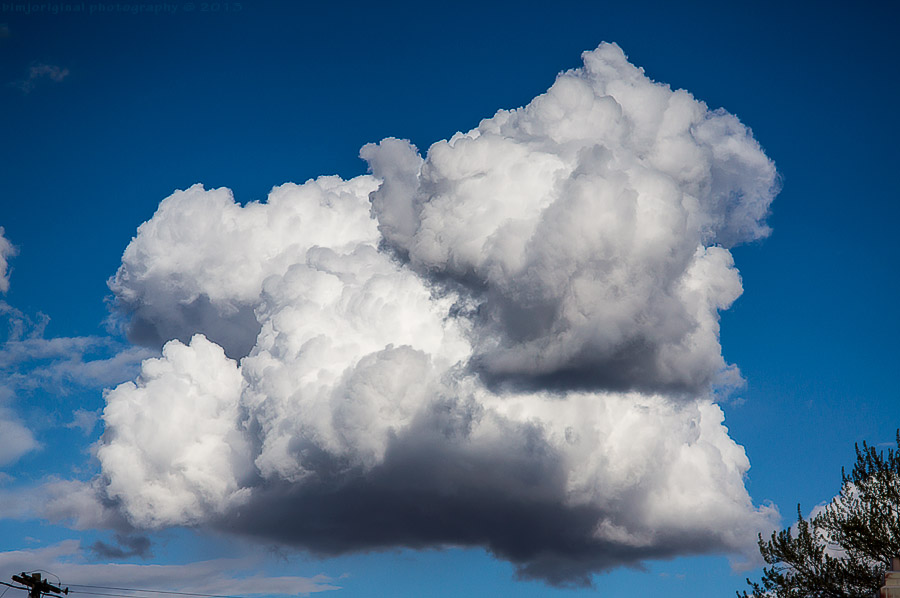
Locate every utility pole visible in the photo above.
<box><xmin>5</xmin><ymin>573</ymin><xmax>68</xmax><ymax>598</ymax></box>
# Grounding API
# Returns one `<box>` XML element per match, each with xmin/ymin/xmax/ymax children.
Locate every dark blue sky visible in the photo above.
<box><xmin>1</xmin><ymin>0</ymin><xmax>898</xmax><ymax>596</ymax></box>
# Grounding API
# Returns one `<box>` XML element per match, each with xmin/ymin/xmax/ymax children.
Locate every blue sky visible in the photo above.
<box><xmin>0</xmin><ymin>0</ymin><xmax>898</xmax><ymax>596</ymax></box>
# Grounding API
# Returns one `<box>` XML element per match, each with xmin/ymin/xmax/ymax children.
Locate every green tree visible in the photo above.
<box><xmin>740</xmin><ymin>431</ymin><xmax>900</xmax><ymax>598</ymax></box>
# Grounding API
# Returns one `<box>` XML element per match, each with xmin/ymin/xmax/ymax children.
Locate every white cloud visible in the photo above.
<box><xmin>66</xmin><ymin>408</ymin><xmax>100</xmax><ymax>435</ymax></box>
<box><xmin>0</xmin><ymin>406</ymin><xmax>38</xmax><ymax>467</ymax></box>
<box><xmin>109</xmin><ymin>177</ymin><xmax>381</xmax><ymax>358</ymax></box>
<box><xmin>99</xmin><ymin>336</ymin><xmax>252</xmax><ymax>527</ymax></box>
<box><xmin>98</xmin><ymin>42</ymin><xmax>780</xmax><ymax>585</ymax></box>
<box><xmin>0</xmin><ymin>478</ymin><xmax>126</xmax><ymax>530</ymax></box>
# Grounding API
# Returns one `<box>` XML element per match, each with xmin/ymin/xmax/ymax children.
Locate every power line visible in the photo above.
<box><xmin>67</xmin><ymin>586</ymin><xmax>250</xmax><ymax>598</ymax></box>
<box><xmin>8</xmin><ymin>578</ymin><xmax>264</xmax><ymax>598</ymax></box>
<box><xmin>69</xmin><ymin>591</ymin><xmax>190</xmax><ymax>598</ymax></box>
<box><xmin>0</xmin><ymin>584</ymin><xmax>25</xmax><ymax>592</ymax></box>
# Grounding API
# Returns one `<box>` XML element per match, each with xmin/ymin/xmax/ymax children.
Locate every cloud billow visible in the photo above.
<box><xmin>365</xmin><ymin>43</ymin><xmax>776</xmax><ymax>393</ymax></box>
<box><xmin>98</xmin><ymin>43</ymin><xmax>779</xmax><ymax>585</ymax></box>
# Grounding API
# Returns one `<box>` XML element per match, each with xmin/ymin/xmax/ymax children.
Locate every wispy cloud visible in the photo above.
<box><xmin>0</xmin><ymin>319</ymin><xmax>150</xmax><ymax>467</ymax></box>
<box><xmin>0</xmin><ymin>227</ymin><xmax>16</xmax><ymax>294</ymax></box>
<box><xmin>0</xmin><ymin>541</ymin><xmax>341</xmax><ymax>596</ymax></box>
<box><xmin>13</xmin><ymin>62</ymin><xmax>70</xmax><ymax>93</ymax></box>
<box><xmin>0</xmin><ymin>478</ymin><xmax>127</xmax><ymax>530</ymax></box>
<box><xmin>0</xmin><ymin>301</ymin><xmax>153</xmax><ymax>396</ymax></box>
<box><xmin>0</xmin><ymin>407</ymin><xmax>38</xmax><ymax>466</ymax></box>
<box><xmin>0</xmin><ymin>234</ymin><xmax>151</xmax><ymax>469</ymax></box>
<box><xmin>66</xmin><ymin>409</ymin><xmax>101</xmax><ymax>436</ymax></box>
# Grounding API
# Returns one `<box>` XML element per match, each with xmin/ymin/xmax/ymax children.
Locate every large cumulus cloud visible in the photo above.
<box><xmin>97</xmin><ymin>43</ymin><xmax>779</xmax><ymax>586</ymax></box>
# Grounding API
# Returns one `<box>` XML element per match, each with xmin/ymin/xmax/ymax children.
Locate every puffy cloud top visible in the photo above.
<box><xmin>110</xmin><ymin>176</ymin><xmax>380</xmax><ymax>358</ymax></box>
<box><xmin>364</xmin><ymin>42</ymin><xmax>777</xmax><ymax>393</ymax></box>
<box><xmin>99</xmin><ymin>335</ymin><xmax>251</xmax><ymax>527</ymax></box>
<box><xmin>100</xmin><ymin>43</ymin><xmax>779</xmax><ymax>585</ymax></box>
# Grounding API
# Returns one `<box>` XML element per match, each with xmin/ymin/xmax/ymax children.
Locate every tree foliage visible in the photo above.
<box><xmin>740</xmin><ymin>431</ymin><xmax>900</xmax><ymax>598</ymax></box>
